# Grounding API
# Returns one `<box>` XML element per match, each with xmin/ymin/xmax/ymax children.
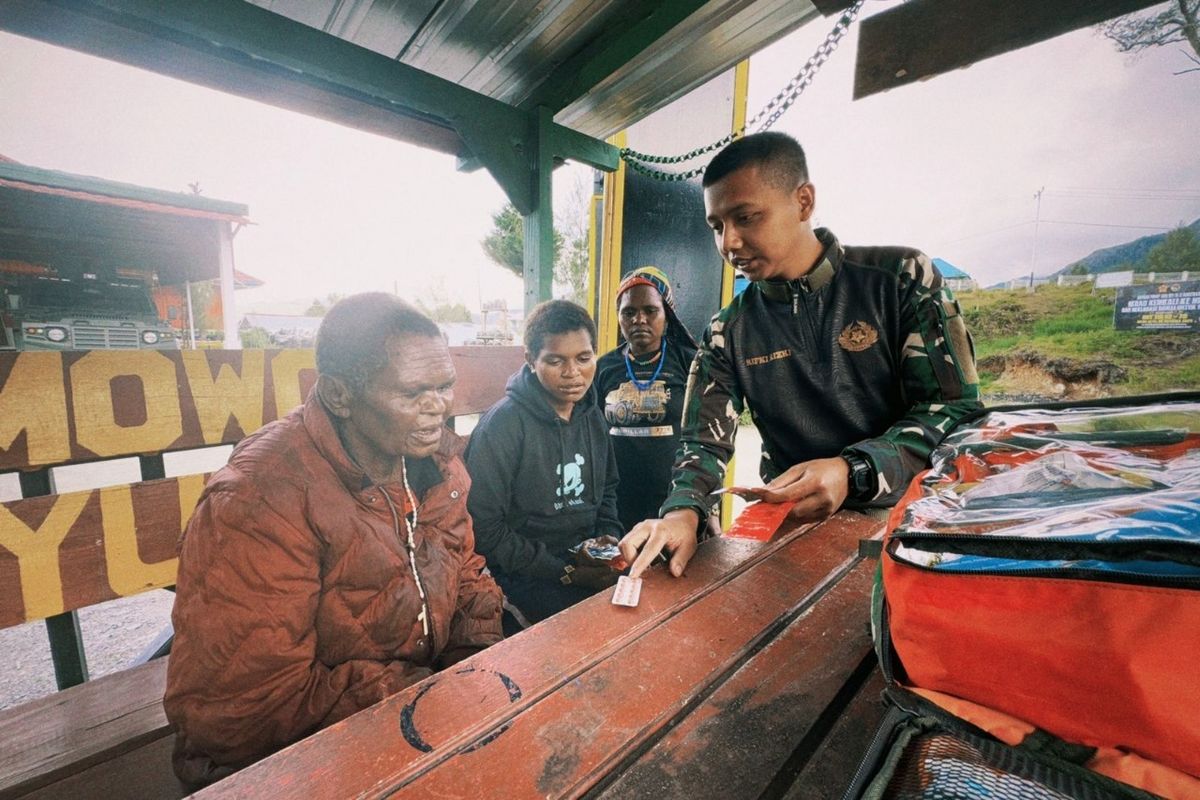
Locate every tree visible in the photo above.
<box><xmin>1067</xmin><ymin>262</ymin><xmax>1090</xmax><ymax>276</ymax></box>
<box><xmin>553</xmin><ymin>172</ymin><xmax>592</xmax><ymax>305</ymax></box>
<box><xmin>416</xmin><ymin>299</ymin><xmax>473</xmax><ymax>323</ymax></box>
<box><xmin>1143</xmin><ymin>226</ymin><xmax>1200</xmax><ymax>272</ymax></box>
<box><xmin>1099</xmin><ymin>0</ymin><xmax>1200</xmax><ymax>74</ymax></box>
<box><xmin>304</xmin><ymin>293</ymin><xmax>345</xmax><ymax>317</ymax></box>
<box><xmin>481</xmin><ymin>204</ymin><xmax>565</xmax><ymax>279</ymax></box>
<box><xmin>239</xmin><ymin>326</ymin><xmax>273</xmax><ymax>348</ymax></box>
<box><xmin>480</xmin><ymin>172</ymin><xmax>593</xmax><ymax>306</ymax></box>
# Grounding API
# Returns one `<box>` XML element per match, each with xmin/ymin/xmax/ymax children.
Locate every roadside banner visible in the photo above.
<box><xmin>1114</xmin><ymin>280</ymin><xmax>1200</xmax><ymax>331</ymax></box>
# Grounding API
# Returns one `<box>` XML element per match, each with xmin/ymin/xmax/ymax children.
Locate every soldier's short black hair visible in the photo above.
<box><xmin>524</xmin><ymin>299</ymin><xmax>596</xmax><ymax>358</ymax></box>
<box><xmin>702</xmin><ymin>132</ymin><xmax>809</xmax><ymax>192</ymax></box>
<box><xmin>316</xmin><ymin>292</ymin><xmax>441</xmax><ymax>394</ymax></box>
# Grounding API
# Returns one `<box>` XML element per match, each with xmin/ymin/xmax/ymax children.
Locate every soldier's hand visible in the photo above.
<box><xmin>759</xmin><ymin>457</ymin><xmax>850</xmax><ymax>522</ymax></box>
<box><xmin>619</xmin><ymin>510</ymin><xmax>699</xmax><ymax>579</ymax></box>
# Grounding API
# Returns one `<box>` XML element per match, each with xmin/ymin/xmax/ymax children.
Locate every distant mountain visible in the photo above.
<box><xmin>1050</xmin><ymin>217</ymin><xmax>1200</xmax><ymax>276</ymax></box>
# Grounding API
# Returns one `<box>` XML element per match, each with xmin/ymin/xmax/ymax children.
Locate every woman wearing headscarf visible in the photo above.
<box><xmin>595</xmin><ymin>267</ymin><xmax>701</xmax><ymax>532</ymax></box>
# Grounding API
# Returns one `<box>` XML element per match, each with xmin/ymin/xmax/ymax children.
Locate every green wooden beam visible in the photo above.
<box><xmin>518</xmin><ymin>0</ymin><xmax>711</xmax><ymax>115</ymax></box>
<box><xmin>552</xmin><ymin>125</ymin><xmax>619</xmax><ymax>172</ymax></box>
<box><xmin>523</xmin><ymin>107</ymin><xmax>556</xmax><ymax>311</ymax></box>
<box><xmin>811</xmin><ymin>0</ymin><xmax>857</xmax><ymax>15</ymax></box>
<box><xmin>854</xmin><ymin>0</ymin><xmax>1165</xmax><ymax>99</ymax></box>
<box><xmin>45</xmin><ymin>613</ymin><xmax>89</xmax><ymax>689</ymax></box>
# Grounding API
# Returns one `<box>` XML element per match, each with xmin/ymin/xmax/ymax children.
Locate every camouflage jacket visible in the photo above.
<box><xmin>660</xmin><ymin>228</ymin><xmax>981</xmax><ymax>519</ymax></box>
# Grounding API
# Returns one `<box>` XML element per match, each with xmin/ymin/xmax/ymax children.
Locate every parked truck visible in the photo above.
<box><xmin>0</xmin><ymin>268</ymin><xmax>178</xmax><ymax>351</ymax></box>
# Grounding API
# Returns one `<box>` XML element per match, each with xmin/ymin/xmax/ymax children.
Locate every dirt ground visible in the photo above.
<box><xmin>0</xmin><ymin>591</ymin><xmax>175</xmax><ymax>709</ymax></box>
<box><xmin>0</xmin><ymin>429</ymin><xmax>765</xmax><ymax>711</ymax></box>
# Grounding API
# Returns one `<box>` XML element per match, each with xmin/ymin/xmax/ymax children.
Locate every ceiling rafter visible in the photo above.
<box><xmin>517</xmin><ymin>0</ymin><xmax>712</xmax><ymax>114</ymax></box>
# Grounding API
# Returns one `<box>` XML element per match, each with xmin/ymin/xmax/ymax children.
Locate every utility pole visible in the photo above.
<box><xmin>1029</xmin><ymin>186</ymin><xmax>1044</xmax><ymax>292</ymax></box>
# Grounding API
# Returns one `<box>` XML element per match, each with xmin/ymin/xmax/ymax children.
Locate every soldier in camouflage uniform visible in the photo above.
<box><xmin>620</xmin><ymin>132</ymin><xmax>981</xmax><ymax>579</ymax></box>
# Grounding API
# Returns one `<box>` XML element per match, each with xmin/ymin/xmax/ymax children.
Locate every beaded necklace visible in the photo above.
<box><xmin>624</xmin><ymin>339</ymin><xmax>666</xmax><ymax>390</ymax></box>
<box><xmin>400</xmin><ymin>457</ymin><xmax>429</xmax><ymax>637</ymax></box>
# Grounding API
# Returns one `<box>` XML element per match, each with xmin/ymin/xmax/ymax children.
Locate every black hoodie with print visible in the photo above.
<box><xmin>465</xmin><ymin>365</ymin><xmax>623</xmax><ymax>581</ymax></box>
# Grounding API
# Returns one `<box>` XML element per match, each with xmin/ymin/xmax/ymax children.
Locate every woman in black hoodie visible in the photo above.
<box><xmin>465</xmin><ymin>300</ymin><xmax>623</xmax><ymax>628</ymax></box>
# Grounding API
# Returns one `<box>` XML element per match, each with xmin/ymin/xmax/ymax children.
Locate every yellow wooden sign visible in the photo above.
<box><xmin>0</xmin><ymin>474</ymin><xmax>202</xmax><ymax>626</ymax></box>
<box><xmin>0</xmin><ymin>346</ymin><xmax>525</xmax><ymax>626</ymax></box>
<box><xmin>0</xmin><ymin>349</ymin><xmax>317</xmax><ymax>471</ymax></box>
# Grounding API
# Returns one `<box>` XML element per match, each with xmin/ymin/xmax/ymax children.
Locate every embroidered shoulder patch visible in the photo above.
<box><xmin>838</xmin><ymin>321</ymin><xmax>878</xmax><ymax>352</ymax></box>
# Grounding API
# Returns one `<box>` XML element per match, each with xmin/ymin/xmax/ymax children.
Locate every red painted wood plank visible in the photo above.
<box><xmin>597</xmin><ymin>559</ymin><xmax>878</xmax><ymax>799</ymax></box>
<box><xmin>197</xmin><ymin>511</ymin><xmax>878</xmax><ymax>799</ymax></box>
<box><xmin>388</xmin><ymin>532</ymin><xmax>860</xmax><ymax>798</ymax></box>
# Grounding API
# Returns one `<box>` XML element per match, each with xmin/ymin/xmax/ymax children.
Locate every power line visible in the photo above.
<box><xmin>1031</xmin><ymin>187</ymin><xmax>1045</xmax><ymax>275</ymax></box>
<box><xmin>939</xmin><ymin>220</ymin><xmax>1034</xmax><ymax>246</ymax></box>
<box><xmin>1047</xmin><ymin>189</ymin><xmax>1200</xmax><ymax>201</ymax></box>
<box><xmin>937</xmin><ymin>217</ymin><xmax>1176</xmax><ymax>247</ymax></box>
<box><xmin>1037</xmin><ymin>219</ymin><xmax>1174</xmax><ymax>230</ymax></box>
<box><xmin>1052</xmin><ymin>186</ymin><xmax>1200</xmax><ymax>196</ymax></box>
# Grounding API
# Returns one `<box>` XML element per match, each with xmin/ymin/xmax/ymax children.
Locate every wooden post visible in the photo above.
<box><xmin>218</xmin><ymin>222</ymin><xmax>240</xmax><ymax>349</ymax></box>
<box><xmin>523</xmin><ymin>107</ymin><xmax>556</xmax><ymax>314</ymax></box>
<box><xmin>185</xmin><ymin>279</ymin><xmax>198</xmax><ymax>349</ymax></box>
<box><xmin>19</xmin><ymin>469</ymin><xmax>89</xmax><ymax>689</ymax></box>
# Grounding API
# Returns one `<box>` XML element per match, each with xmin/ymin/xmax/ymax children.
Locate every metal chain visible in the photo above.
<box><xmin>619</xmin><ymin>0</ymin><xmax>865</xmax><ymax>182</ymax></box>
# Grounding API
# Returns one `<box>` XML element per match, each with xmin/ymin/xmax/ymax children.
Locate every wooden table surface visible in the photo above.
<box><xmin>196</xmin><ymin>508</ymin><xmax>885</xmax><ymax>800</ymax></box>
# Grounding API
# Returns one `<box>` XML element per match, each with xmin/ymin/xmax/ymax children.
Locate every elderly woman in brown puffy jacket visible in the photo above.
<box><xmin>164</xmin><ymin>294</ymin><xmax>503</xmax><ymax>787</ymax></box>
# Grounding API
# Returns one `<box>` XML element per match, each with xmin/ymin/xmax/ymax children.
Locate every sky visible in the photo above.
<box><xmin>0</xmin><ymin>3</ymin><xmax>1198</xmax><ymax>315</ymax></box>
<box><xmin>749</xmin><ymin>5</ymin><xmax>1200</xmax><ymax>284</ymax></box>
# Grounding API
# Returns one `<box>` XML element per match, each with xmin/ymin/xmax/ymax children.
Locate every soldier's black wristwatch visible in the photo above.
<box><xmin>842</xmin><ymin>453</ymin><xmax>877</xmax><ymax>502</ymax></box>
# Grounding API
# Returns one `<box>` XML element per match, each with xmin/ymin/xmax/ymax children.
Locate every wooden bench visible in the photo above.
<box><xmin>0</xmin><ymin>345</ymin><xmax>525</xmax><ymax>800</ymax></box>
<box><xmin>190</xmin><ymin>507</ymin><xmax>885</xmax><ymax>799</ymax></box>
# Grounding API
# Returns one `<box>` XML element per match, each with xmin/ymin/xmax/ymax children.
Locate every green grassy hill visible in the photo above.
<box><xmin>959</xmin><ymin>284</ymin><xmax>1199</xmax><ymax>400</ymax></box>
<box><xmin>1047</xmin><ymin>217</ymin><xmax>1200</xmax><ymax>277</ymax></box>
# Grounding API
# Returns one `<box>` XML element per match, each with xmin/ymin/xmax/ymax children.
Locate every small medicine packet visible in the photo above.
<box><xmin>568</xmin><ymin>538</ymin><xmax>626</xmax><ymax>569</ymax></box>
<box><xmin>611</xmin><ymin>575</ymin><xmax>643</xmax><ymax>608</ymax></box>
<box><xmin>711</xmin><ymin>485</ymin><xmax>769</xmax><ymax>500</ymax></box>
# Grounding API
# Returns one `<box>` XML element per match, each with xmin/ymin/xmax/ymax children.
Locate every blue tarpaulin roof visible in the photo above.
<box><xmin>932</xmin><ymin>257</ymin><xmax>969</xmax><ymax>279</ymax></box>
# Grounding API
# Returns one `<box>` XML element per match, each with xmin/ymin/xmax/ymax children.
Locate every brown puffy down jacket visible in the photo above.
<box><xmin>164</xmin><ymin>394</ymin><xmax>503</xmax><ymax>785</ymax></box>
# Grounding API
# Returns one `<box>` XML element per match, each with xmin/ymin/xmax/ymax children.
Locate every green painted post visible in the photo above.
<box><xmin>523</xmin><ymin>106</ymin><xmax>556</xmax><ymax>313</ymax></box>
<box><xmin>45</xmin><ymin>614</ymin><xmax>89</xmax><ymax>689</ymax></box>
<box><xmin>19</xmin><ymin>469</ymin><xmax>89</xmax><ymax>689</ymax></box>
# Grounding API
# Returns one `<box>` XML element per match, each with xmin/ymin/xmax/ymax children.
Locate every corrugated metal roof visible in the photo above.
<box><xmin>0</xmin><ymin>177</ymin><xmax>252</xmax><ymax>225</ymax></box>
<box><xmin>0</xmin><ymin>160</ymin><xmax>249</xmax><ymax>285</ymax></box>
<box><xmin>234</xmin><ymin>269</ymin><xmax>265</xmax><ymax>288</ymax></box>
<box><xmin>0</xmin><ymin>161</ymin><xmax>250</xmax><ymax>221</ymax></box>
<box><xmin>245</xmin><ymin>0</ymin><xmax>823</xmax><ymax>139</ymax></box>
<box><xmin>0</xmin><ymin>0</ymin><xmax>840</xmax><ymax>216</ymax></box>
